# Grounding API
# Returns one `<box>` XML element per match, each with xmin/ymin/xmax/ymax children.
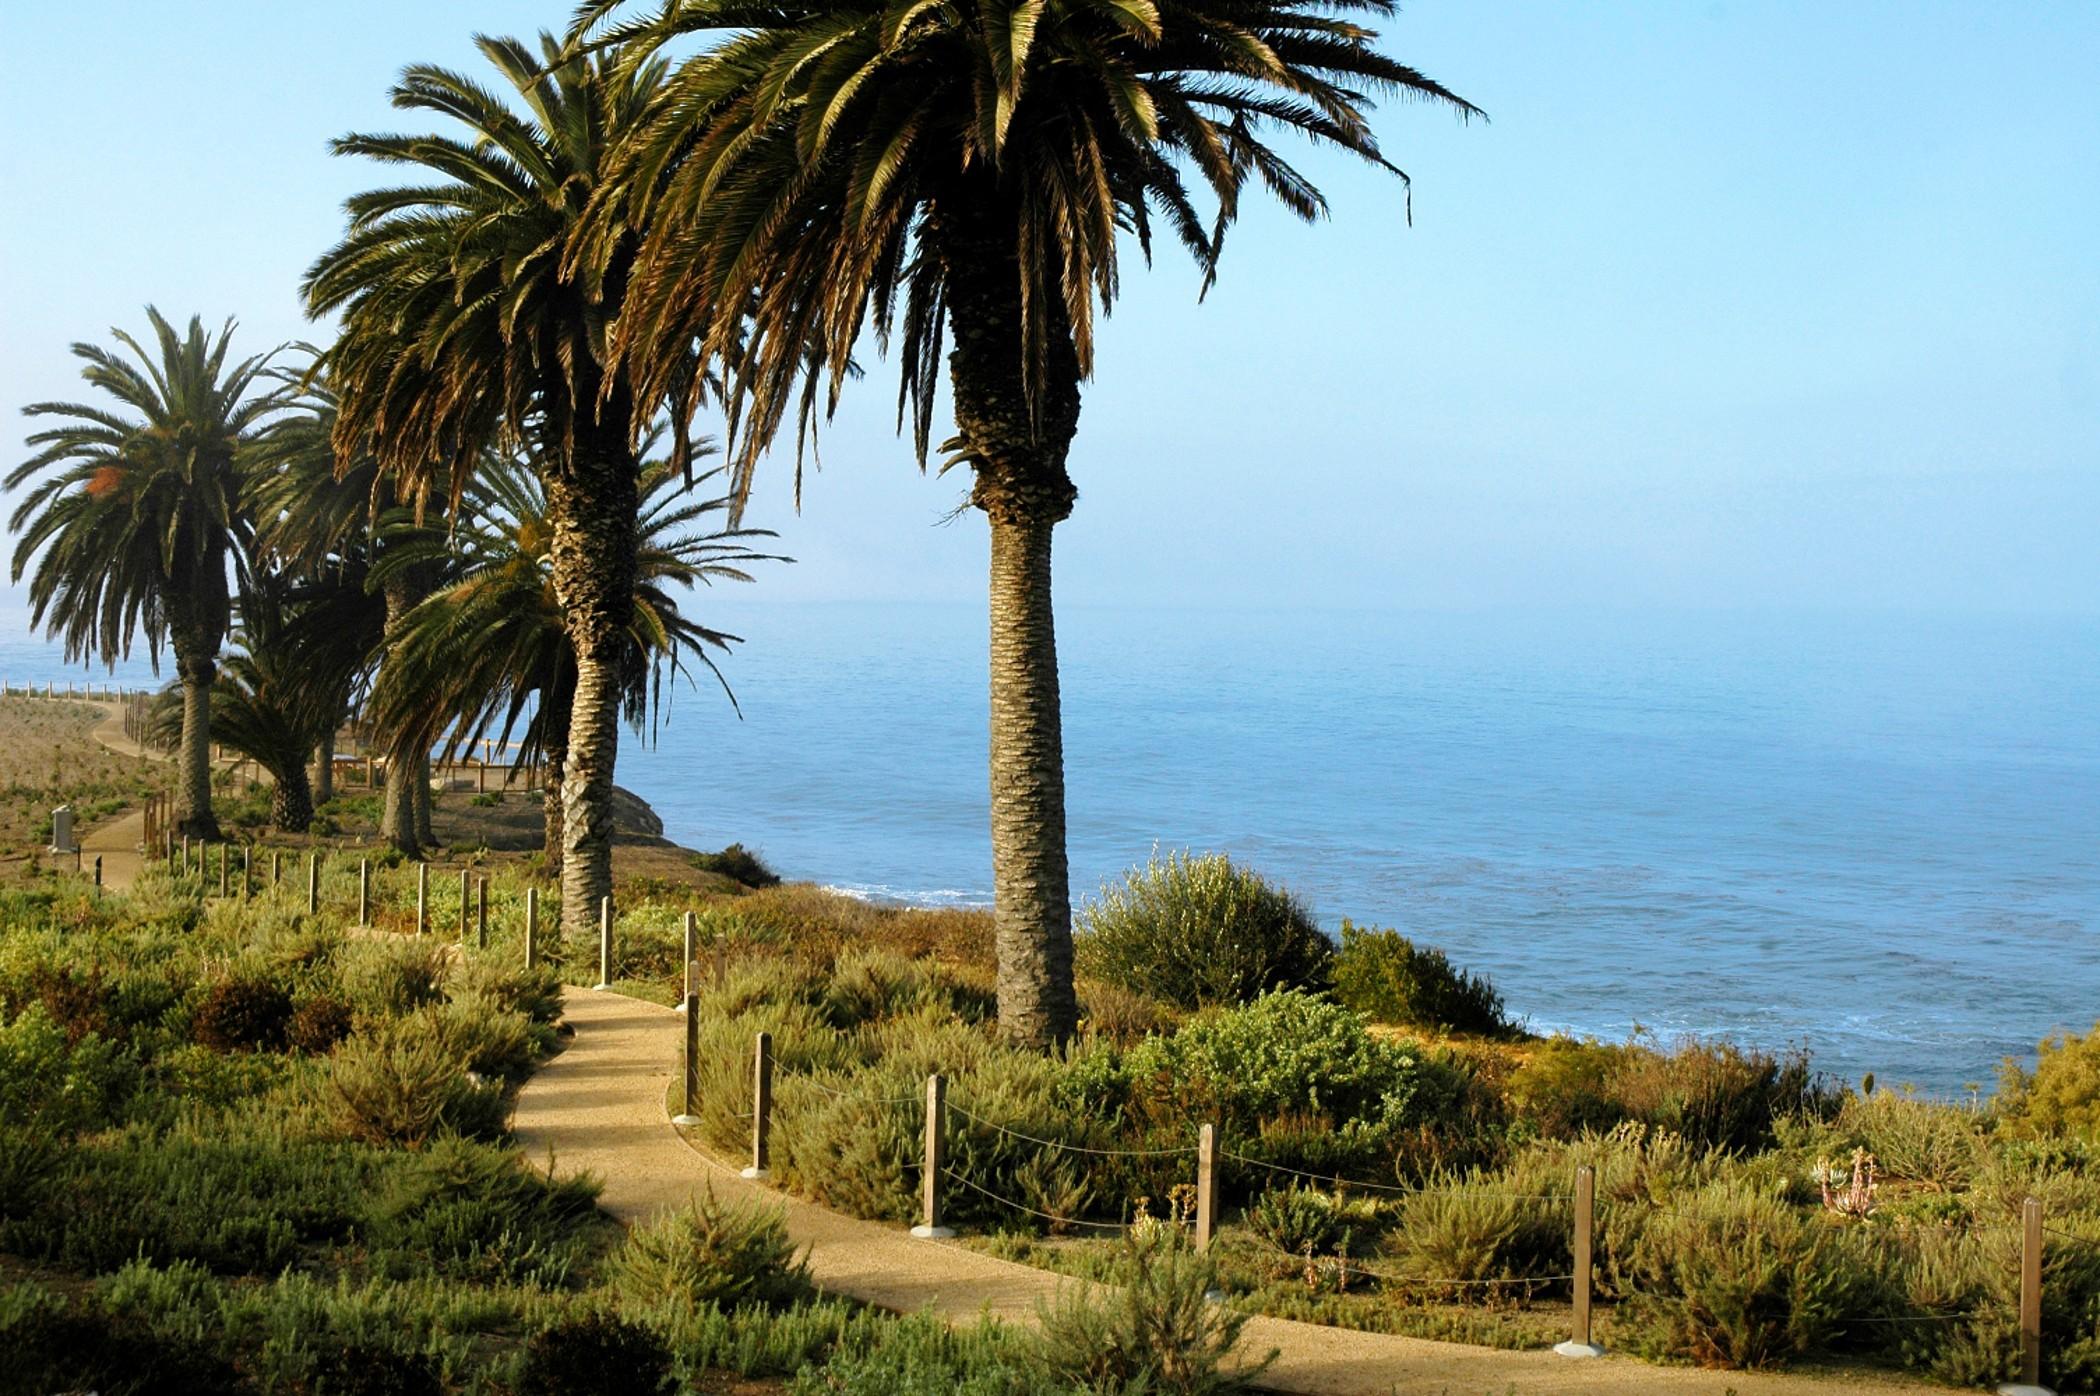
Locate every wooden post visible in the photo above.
<box><xmin>416</xmin><ymin>862</ymin><xmax>428</xmax><ymax>936</ymax></box>
<box><xmin>306</xmin><ymin>852</ymin><xmax>319</xmax><ymax>914</ymax></box>
<box><xmin>523</xmin><ymin>887</ymin><xmax>538</xmax><ymax>968</ymax></box>
<box><xmin>672</xmin><ymin>974</ymin><xmax>702</xmax><ymax>1128</ymax></box>
<box><xmin>476</xmin><ymin>877</ymin><xmax>488</xmax><ymax>949</ymax></box>
<box><xmin>242</xmin><ymin>844</ymin><xmax>251</xmax><ymax>898</ymax></box>
<box><xmin>910</xmin><ymin>1074</ymin><xmax>953</xmax><ymax>1238</ymax></box>
<box><xmin>365</xmin><ymin>755</ymin><xmax>375</xmax><ymax>788</ymax></box>
<box><xmin>593</xmin><ymin>895</ymin><xmax>613</xmax><ymax>990</ymax></box>
<box><xmin>2019</xmin><ymin>1195</ymin><xmax>2044</xmax><ymax>1390</ymax></box>
<box><xmin>218</xmin><ymin>844</ymin><xmax>229</xmax><ymax>897</ymax></box>
<box><xmin>1557</xmin><ymin>1166</ymin><xmax>1604</xmax><ymax>1357</ymax></box>
<box><xmin>478</xmin><ymin>761</ymin><xmax>486</xmax><ymax>793</ymax></box>
<box><xmin>679</xmin><ymin>911</ymin><xmax>697</xmax><ymax>1011</ymax></box>
<box><xmin>272</xmin><ymin>850</ymin><xmax>281</xmax><ymax>886</ymax></box>
<box><xmin>744</xmin><ymin>1030</ymin><xmax>773</xmax><ymax>1179</ymax></box>
<box><xmin>93</xmin><ymin>855</ymin><xmax>102</xmax><ymax>893</ymax></box>
<box><xmin>459</xmin><ymin>867</ymin><xmax>471</xmax><ymax>942</ymax></box>
<box><xmin>1195</xmin><ymin>1123</ymin><xmax>1218</xmax><ymax>1252</ymax></box>
<box><xmin>358</xmin><ymin>859</ymin><xmax>371</xmax><ymax>926</ymax></box>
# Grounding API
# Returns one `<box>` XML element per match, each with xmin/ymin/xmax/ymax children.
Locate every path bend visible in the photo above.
<box><xmin>512</xmin><ymin>988</ymin><xmax>1949</xmax><ymax>1396</ymax></box>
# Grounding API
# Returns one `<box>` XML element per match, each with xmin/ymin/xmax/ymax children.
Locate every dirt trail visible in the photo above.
<box><xmin>514</xmin><ymin>988</ymin><xmax>1949</xmax><ymax>1396</ymax></box>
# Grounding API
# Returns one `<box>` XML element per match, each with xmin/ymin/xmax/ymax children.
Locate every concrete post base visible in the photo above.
<box><xmin>671</xmin><ymin>1114</ymin><xmax>702</xmax><ymax>1127</ymax></box>
<box><xmin>591</xmin><ymin>982</ymin><xmax>611</xmax><ymax>991</ymax></box>
<box><xmin>1553</xmin><ymin>1341</ymin><xmax>1606</xmax><ymax>1359</ymax></box>
<box><xmin>909</xmin><ymin>1224</ymin><xmax>955</xmax><ymax>1240</ymax></box>
<box><xmin>1996</xmin><ymin>1385</ymin><xmax>2055</xmax><ymax>1396</ymax></box>
<box><xmin>741</xmin><ymin>1166</ymin><xmax>771</xmax><ymax>1180</ymax></box>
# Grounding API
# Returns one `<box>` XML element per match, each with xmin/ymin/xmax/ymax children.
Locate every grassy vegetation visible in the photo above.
<box><xmin>0</xmin><ymin>865</ymin><xmax>1283</xmax><ymax>1393</ymax></box>
<box><xmin>0</xmin><ymin>697</ymin><xmax>157</xmax><ymax>876</ymax></box>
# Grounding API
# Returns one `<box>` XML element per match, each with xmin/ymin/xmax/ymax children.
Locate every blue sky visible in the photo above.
<box><xmin>2</xmin><ymin>1</ymin><xmax>2094</xmax><ymax>622</ymax></box>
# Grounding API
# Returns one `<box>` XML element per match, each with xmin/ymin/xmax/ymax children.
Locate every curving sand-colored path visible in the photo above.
<box><xmin>512</xmin><ymin>988</ymin><xmax>1951</xmax><ymax>1396</ymax></box>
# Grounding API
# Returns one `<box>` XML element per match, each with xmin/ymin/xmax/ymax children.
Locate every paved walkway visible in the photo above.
<box><xmin>513</xmin><ymin>988</ymin><xmax>1948</xmax><ymax>1396</ymax></box>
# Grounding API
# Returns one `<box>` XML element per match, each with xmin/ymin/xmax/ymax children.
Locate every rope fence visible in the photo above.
<box><xmin>109</xmin><ymin>840</ymin><xmax>2078</xmax><ymax>1388</ymax></box>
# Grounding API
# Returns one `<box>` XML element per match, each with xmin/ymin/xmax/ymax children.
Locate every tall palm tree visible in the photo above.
<box><xmin>7</xmin><ymin>309</ymin><xmax>280</xmax><ymax>841</ymax></box>
<box><xmin>371</xmin><ymin>450</ymin><xmax>782</xmax><ymax>869</ymax></box>
<box><xmin>247</xmin><ymin>362</ymin><xmax>439</xmax><ymax>855</ymax></box>
<box><xmin>306</xmin><ymin>33</ymin><xmax>687</xmax><ymax>939</ymax></box>
<box><xmin>148</xmin><ymin>579</ymin><xmax>339</xmax><ymax>832</ymax></box>
<box><xmin>568</xmin><ymin>0</ymin><xmax>1479</xmax><ymax>1044</ymax></box>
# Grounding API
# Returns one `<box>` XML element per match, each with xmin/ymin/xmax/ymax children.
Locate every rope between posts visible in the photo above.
<box><xmin>1217</xmin><ymin>1149</ymin><xmax>1425</xmax><ymax>1195</ymax></box>
<box><xmin>937</xmin><ymin>1167</ymin><xmax>1130</xmax><ymax>1233</ymax></box>
<box><xmin>946</xmin><ymin>1101</ymin><xmax>1199</xmax><ymax>1159</ymax></box>
<box><xmin>2044</xmin><ymin>1225</ymin><xmax>2100</xmax><ymax>1248</ymax></box>
<box><xmin>767</xmin><ymin>1056</ymin><xmax>923</xmax><ymax>1107</ymax></box>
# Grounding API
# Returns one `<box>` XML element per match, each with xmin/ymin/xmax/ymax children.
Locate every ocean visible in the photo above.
<box><xmin>6</xmin><ymin>602</ymin><xmax>2095</xmax><ymax>1093</ymax></box>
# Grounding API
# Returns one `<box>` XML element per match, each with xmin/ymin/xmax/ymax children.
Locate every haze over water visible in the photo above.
<box><xmin>8</xmin><ymin>600</ymin><xmax>2095</xmax><ymax>1094</ymax></box>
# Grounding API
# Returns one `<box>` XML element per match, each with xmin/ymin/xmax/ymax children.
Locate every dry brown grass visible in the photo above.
<box><xmin>0</xmin><ymin>696</ymin><xmax>157</xmax><ymax>875</ymax></box>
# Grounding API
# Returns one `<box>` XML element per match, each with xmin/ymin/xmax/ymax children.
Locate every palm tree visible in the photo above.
<box><xmin>568</xmin><ymin>0</ymin><xmax>1479</xmax><ymax>1044</ymax></box>
<box><xmin>7</xmin><ymin>309</ymin><xmax>280</xmax><ymax>841</ymax></box>
<box><xmin>370</xmin><ymin>450</ymin><xmax>782</xmax><ymax>869</ymax></box>
<box><xmin>247</xmin><ymin>362</ymin><xmax>438</xmax><ymax>855</ymax></box>
<box><xmin>148</xmin><ymin>580</ymin><xmax>339</xmax><ymax>832</ymax></box>
<box><xmin>306</xmin><ymin>33</ymin><xmax>688</xmax><ymax>939</ymax></box>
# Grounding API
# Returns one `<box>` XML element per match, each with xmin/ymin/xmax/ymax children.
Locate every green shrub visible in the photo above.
<box><xmin>0</xmin><ymin>1281</ymin><xmax>244</xmax><ymax>1396</ymax></box>
<box><xmin>516</xmin><ymin>1312</ymin><xmax>675</xmax><ymax>1396</ymax></box>
<box><xmin>447</xmin><ymin>957</ymin><xmax>563</xmax><ymax>1027</ymax></box>
<box><xmin>1115</xmin><ymin>991</ymin><xmax>1434</xmax><ymax>1172</ymax></box>
<box><xmin>191</xmin><ymin>976</ymin><xmax>293</xmax><ymax>1052</ymax></box>
<box><xmin>0</xmin><ymin>1001</ymin><xmax>131</xmax><ymax>1136</ymax></box>
<box><xmin>1387</xmin><ymin>1174</ymin><xmax>1569</xmax><ymax>1300</ymax></box>
<box><xmin>326</xmin><ymin>1017</ymin><xmax>507</xmax><ymax>1146</ymax></box>
<box><xmin>1075</xmin><ymin>852</ymin><xmax>1332</xmax><ymax>1009</ymax></box>
<box><xmin>1245</xmin><ymin>1185</ymin><xmax>1376</xmax><ymax>1266</ymax></box>
<box><xmin>1614</xmin><ymin>1039</ymin><xmax>1828</xmax><ymax>1155</ymax></box>
<box><xmin>1617</xmin><ymin>1180</ymin><xmax>1879</xmax><ymax>1369</ymax></box>
<box><xmin>1504</xmin><ymin>1037</ymin><xmax>1629</xmax><ymax>1139</ymax></box>
<box><xmin>287</xmin><ymin>994</ymin><xmax>354</xmax><ymax>1054</ymax></box>
<box><xmin>367</xmin><ymin>1135</ymin><xmax>601</xmax><ymax>1287</ymax></box>
<box><xmin>1834</xmin><ymin>1089</ymin><xmax>1981</xmax><ymax>1191</ymax></box>
<box><xmin>338</xmin><ymin>939</ymin><xmax>449</xmax><ymax>1020</ymax></box>
<box><xmin>1330</xmin><ymin>922</ymin><xmax>1509</xmax><ymax>1036</ymax></box>
<box><xmin>423</xmin><ymin>992</ymin><xmax>543</xmax><ymax>1079</ymax></box>
<box><xmin>691</xmin><ymin>842</ymin><xmax>781</xmax><ymax>887</ymax></box>
<box><xmin>1032</xmin><ymin>1232</ymin><xmax>1274</xmax><ymax>1393</ymax></box>
<box><xmin>609</xmin><ymin>1190</ymin><xmax>811</xmax><ymax>1312</ymax></box>
<box><xmin>784</xmin><ymin>1313</ymin><xmax>1037</xmax><ymax>1395</ymax></box>
<box><xmin>2001</xmin><ymin>1021</ymin><xmax>2100</xmax><ymax>1141</ymax></box>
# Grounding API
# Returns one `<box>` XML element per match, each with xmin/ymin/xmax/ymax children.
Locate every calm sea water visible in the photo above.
<box><xmin>6</xmin><ymin>603</ymin><xmax>2095</xmax><ymax>1092</ymax></box>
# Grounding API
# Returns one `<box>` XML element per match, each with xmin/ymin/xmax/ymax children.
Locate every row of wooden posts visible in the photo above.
<box><xmin>652</xmin><ymin>877</ymin><xmax>2057</xmax><ymax>1387</ymax></box>
<box><xmin>160</xmin><ymin>834</ymin><xmax>632</xmax><ymax>990</ymax></box>
<box><xmin>140</xmin><ymin>831</ymin><xmax>2060</xmax><ymax>1389</ymax></box>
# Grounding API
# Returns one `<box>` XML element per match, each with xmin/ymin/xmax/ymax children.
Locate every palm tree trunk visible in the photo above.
<box><xmin>272</xmin><ymin>759</ymin><xmax>315</xmax><ymax>833</ymax></box>
<box><xmin>414</xmin><ymin>753</ymin><xmax>435</xmax><ymax>847</ymax></box>
<box><xmin>380</xmin><ymin>757</ymin><xmax>419</xmax><ymax>857</ymax></box>
<box><xmin>542</xmin><ymin>747</ymin><xmax>565</xmax><ymax>868</ymax></box>
<box><xmin>545</xmin><ymin>405</ymin><xmax>640</xmax><ymax>946</ymax></box>
<box><xmin>174</xmin><ymin>652</ymin><xmax>220</xmax><ymax>842</ymax></box>
<box><xmin>938</xmin><ymin>192</ymin><xmax>1085</xmax><ymax>1046</ymax></box>
<box><xmin>311</xmin><ymin>728</ymin><xmax>336</xmax><ymax>806</ymax></box>
<box><xmin>378</xmin><ymin>581</ymin><xmax>424</xmax><ymax>858</ymax></box>
<box><xmin>983</xmin><ymin>509</ymin><xmax>1079</xmax><ymax>1044</ymax></box>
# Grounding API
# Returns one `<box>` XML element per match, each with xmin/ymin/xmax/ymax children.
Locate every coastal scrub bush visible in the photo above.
<box><xmin>609</xmin><ymin>1190</ymin><xmax>810</xmax><ymax>1312</ymax></box>
<box><xmin>1076</xmin><ymin>851</ymin><xmax>1332</xmax><ymax>1009</ymax></box>
<box><xmin>1387</xmin><ymin>1173</ymin><xmax>1569</xmax><ymax>1299</ymax></box>
<box><xmin>516</xmin><ymin>1313</ymin><xmax>676</xmax><ymax>1396</ymax></box>
<box><xmin>327</xmin><ymin>1017</ymin><xmax>507</xmax><ymax>1146</ymax></box>
<box><xmin>1613</xmin><ymin>1039</ymin><xmax>1828</xmax><ymax>1155</ymax></box>
<box><xmin>368</xmin><ymin>1135</ymin><xmax>601</xmax><ymax>1286</ymax></box>
<box><xmin>191</xmin><ymin>976</ymin><xmax>293</xmax><ymax>1052</ymax></box>
<box><xmin>1330</xmin><ymin>922</ymin><xmax>1509</xmax><ymax>1036</ymax></box>
<box><xmin>690</xmin><ymin>842</ymin><xmax>780</xmax><ymax>887</ymax></box>
<box><xmin>286</xmin><ymin>993</ymin><xmax>354</xmax><ymax>1053</ymax></box>
<box><xmin>1032</xmin><ymin>1232</ymin><xmax>1273</xmax><ymax>1393</ymax></box>
<box><xmin>1118</xmin><ymin>991</ymin><xmax>1430</xmax><ymax>1151</ymax></box>
<box><xmin>1504</xmin><ymin>1037</ymin><xmax>1628</xmax><ymax>1139</ymax></box>
<box><xmin>339</xmin><ymin>938</ymin><xmax>449</xmax><ymax>1019</ymax></box>
<box><xmin>1246</xmin><ymin>1185</ymin><xmax>1377</xmax><ymax>1266</ymax></box>
<box><xmin>1616</xmin><ymin>1179</ymin><xmax>1876</xmax><ymax>1369</ymax></box>
<box><xmin>1999</xmin><ymin>1021</ymin><xmax>2100</xmax><ymax>1142</ymax></box>
<box><xmin>784</xmin><ymin>1312</ymin><xmax>1037</xmax><ymax>1396</ymax></box>
<box><xmin>1834</xmin><ymin>1089</ymin><xmax>1981</xmax><ymax>1190</ymax></box>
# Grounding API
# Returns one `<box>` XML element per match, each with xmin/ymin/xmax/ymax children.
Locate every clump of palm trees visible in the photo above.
<box><xmin>10</xmin><ymin>1</ymin><xmax>1472</xmax><ymax>1047</ymax></box>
